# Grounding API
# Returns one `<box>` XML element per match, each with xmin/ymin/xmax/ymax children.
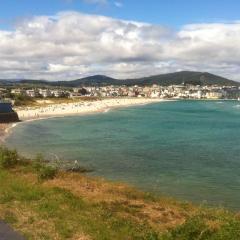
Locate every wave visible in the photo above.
<box><xmin>103</xmin><ymin>108</ymin><xmax>111</xmax><ymax>113</ymax></box>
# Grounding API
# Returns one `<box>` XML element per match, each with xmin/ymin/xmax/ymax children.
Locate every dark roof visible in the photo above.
<box><xmin>0</xmin><ymin>103</ymin><xmax>14</xmax><ymax>113</ymax></box>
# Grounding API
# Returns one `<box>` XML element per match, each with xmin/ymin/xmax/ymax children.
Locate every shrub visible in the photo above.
<box><xmin>13</xmin><ymin>94</ymin><xmax>35</xmax><ymax>106</ymax></box>
<box><xmin>0</xmin><ymin>147</ymin><xmax>19</xmax><ymax>169</ymax></box>
<box><xmin>38</xmin><ymin>165</ymin><xmax>58</xmax><ymax>181</ymax></box>
<box><xmin>32</xmin><ymin>154</ymin><xmax>58</xmax><ymax>180</ymax></box>
<box><xmin>33</xmin><ymin>154</ymin><xmax>45</xmax><ymax>171</ymax></box>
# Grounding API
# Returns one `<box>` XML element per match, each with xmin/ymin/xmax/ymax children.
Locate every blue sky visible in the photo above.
<box><xmin>0</xmin><ymin>1</ymin><xmax>240</xmax><ymax>80</ymax></box>
<box><xmin>1</xmin><ymin>0</ymin><xmax>240</xmax><ymax>29</ymax></box>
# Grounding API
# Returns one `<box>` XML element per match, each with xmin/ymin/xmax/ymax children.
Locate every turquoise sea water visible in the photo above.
<box><xmin>5</xmin><ymin>100</ymin><xmax>240</xmax><ymax>209</ymax></box>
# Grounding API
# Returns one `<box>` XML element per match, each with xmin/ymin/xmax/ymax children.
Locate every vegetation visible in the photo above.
<box><xmin>0</xmin><ymin>147</ymin><xmax>240</xmax><ymax>239</ymax></box>
<box><xmin>0</xmin><ymin>147</ymin><xmax>19</xmax><ymax>168</ymax></box>
<box><xmin>37</xmin><ymin>165</ymin><xmax>58</xmax><ymax>180</ymax></box>
<box><xmin>12</xmin><ymin>96</ymin><xmax>100</xmax><ymax>108</ymax></box>
<box><xmin>13</xmin><ymin>94</ymin><xmax>36</xmax><ymax>106</ymax></box>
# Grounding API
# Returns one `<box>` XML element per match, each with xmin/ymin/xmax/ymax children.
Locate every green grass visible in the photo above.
<box><xmin>160</xmin><ymin>212</ymin><xmax>240</xmax><ymax>240</ymax></box>
<box><xmin>0</xmin><ymin>169</ymin><xmax>159</xmax><ymax>239</ymax></box>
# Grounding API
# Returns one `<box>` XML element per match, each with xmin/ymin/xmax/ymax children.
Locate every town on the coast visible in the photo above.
<box><xmin>1</xmin><ymin>77</ymin><xmax>240</xmax><ymax>123</ymax></box>
<box><xmin>1</xmin><ymin>83</ymin><xmax>240</xmax><ymax>102</ymax></box>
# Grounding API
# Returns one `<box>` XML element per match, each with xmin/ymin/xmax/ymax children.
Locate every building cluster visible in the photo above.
<box><xmin>9</xmin><ymin>88</ymin><xmax>68</xmax><ymax>98</ymax></box>
<box><xmin>1</xmin><ymin>84</ymin><xmax>240</xmax><ymax>100</ymax></box>
<box><xmin>74</xmin><ymin>84</ymin><xmax>240</xmax><ymax>99</ymax></box>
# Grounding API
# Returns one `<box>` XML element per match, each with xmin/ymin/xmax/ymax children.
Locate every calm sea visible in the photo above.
<box><xmin>5</xmin><ymin>100</ymin><xmax>240</xmax><ymax>209</ymax></box>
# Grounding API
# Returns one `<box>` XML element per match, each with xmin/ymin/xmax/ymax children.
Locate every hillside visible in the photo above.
<box><xmin>1</xmin><ymin>71</ymin><xmax>239</xmax><ymax>87</ymax></box>
<box><xmin>58</xmin><ymin>75</ymin><xmax>119</xmax><ymax>87</ymax></box>
<box><xmin>125</xmin><ymin>71</ymin><xmax>239</xmax><ymax>86</ymax></box>
<box><xmin>1</xmin><ymin>147</ymin><xmax>240</xmax><ymax>239</ymax></box>
<box><xmin>47</xmin><ymin>71</ymin><xmax>240</xmax><ymax>87</ymax></box>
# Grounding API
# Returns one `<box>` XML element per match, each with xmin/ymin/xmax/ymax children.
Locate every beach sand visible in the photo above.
<box><xmin>0</xmin><ymin>98</ymin><xmax>166</xmax><ymax>142</ymax></box>
<box><xmin>15</xmin><ymin>98</ymin><xmax>166</xmax><ymax>121</ymax></box>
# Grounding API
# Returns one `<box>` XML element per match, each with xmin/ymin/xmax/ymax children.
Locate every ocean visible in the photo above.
<box><xmin>5</xmin><ymin>100</ymin><xmax>240</xmax><ymax>209</ymax></box>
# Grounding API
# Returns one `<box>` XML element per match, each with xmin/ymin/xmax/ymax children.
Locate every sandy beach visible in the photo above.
<box><xmin>15</xmin><ymin>98</ymin><xmax>166</xmax><ymax>121</ymax></box>
<box><xmin>0</xmin><ymin>98</ymin><xmax>166</xmax><ymax>143</ymax></box>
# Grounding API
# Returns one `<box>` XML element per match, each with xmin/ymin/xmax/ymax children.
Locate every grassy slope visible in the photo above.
<box><xmin>0</xmin><ymin>150</ymin><xmax>240</xmax><ymax>239</ymax></box>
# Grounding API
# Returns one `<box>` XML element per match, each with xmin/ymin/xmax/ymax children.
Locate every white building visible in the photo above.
<box><xmin>39</xmin><ymin>89</ymin><xmax>52</xmax><ymax>98</ymax></box>
<box><xmin>26</xmin><ymin>89</ymin><xmax>38</xmax><ymax>98</ymax></box>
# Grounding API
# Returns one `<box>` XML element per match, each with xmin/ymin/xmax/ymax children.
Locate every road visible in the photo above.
<box><xmin>0</xmin><ymin>221</ymin><xmax>25</xmax><ymax>240</ymax></box>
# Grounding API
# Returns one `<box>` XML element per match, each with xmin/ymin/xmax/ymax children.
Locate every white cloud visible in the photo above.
<box><xmin>114</xmin><ymin>1</ymin><xmax>123</xmax><ymax>8</ymax></box>
<box><xmin>0</xmin><ymin>12</ymin><xmax>240</xmax><ymax>81</ymax></box>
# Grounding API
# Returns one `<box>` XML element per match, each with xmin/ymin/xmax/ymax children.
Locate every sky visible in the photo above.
<box><xmin>1</xmin><ymin>0</ymin><xmax>240</xmax><ymax>81</ymax></box>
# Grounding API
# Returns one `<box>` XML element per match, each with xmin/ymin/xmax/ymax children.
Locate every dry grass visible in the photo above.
<box><xmin>46</xmin><ymin>171</ymin><xmax>193</xmax><ymax>230</ymax></box>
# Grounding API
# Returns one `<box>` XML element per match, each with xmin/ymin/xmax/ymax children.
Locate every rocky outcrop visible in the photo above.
<box><xmin>0</xmin><ymin>112</ymin><xmax>19</xmax><ymax>123</ymax></box>
<box><xmin>0</xmin><ymin>102</ymin><xmax>19</xmax><ymax>123</ymax></box>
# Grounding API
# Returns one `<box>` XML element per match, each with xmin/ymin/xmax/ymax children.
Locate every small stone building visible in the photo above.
<box><xmin>0</xmin><ymin>102</ymin><xmax>19</xmax><ymax>123</ymax></box>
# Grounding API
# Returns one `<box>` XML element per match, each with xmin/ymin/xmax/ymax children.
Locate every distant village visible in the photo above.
<box><xmin>1</xmin><ymin>83</ymin><xmax>240</xmax><ymax>103</ymax></box>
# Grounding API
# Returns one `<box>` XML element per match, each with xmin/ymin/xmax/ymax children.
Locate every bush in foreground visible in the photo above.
<box><xmin>0</xmin><ymin>147</ymin><xmax>19</xmax><ymax>169</ymax></box>
<box><xmin>38</xmin><ymin>165</ymin><xmax>58</xmax><ymax>180</ymax></box>
<box><xmin>32</xmin><ymin>154</ymin><xmax>58</xmax><ymax>180</ymax></box>
<box><xmin>0</xmin><ymin>147</ymin><xmax>58</xmax><ymax>180</ymax></box>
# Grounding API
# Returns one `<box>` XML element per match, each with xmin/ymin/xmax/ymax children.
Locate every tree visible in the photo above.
<box><xmin>78</xmin><ymin>88</ymin><xmax>88</xmax><ymax>95</ymax></box>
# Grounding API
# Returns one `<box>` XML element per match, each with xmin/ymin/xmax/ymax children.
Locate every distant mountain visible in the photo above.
<box><xmin>52</xmin><ymin>71</ymin><xmax>240</xmax><ymax>87</ymax></box>
<box><xmin>124</xmin><ymin>71</ymin><xmax>240</xmax><ymax>86</ymax></box>
<box><xmin>1</xmin><ymin>71</ymin><xmax>239</xmax><ymax>87</ymax></box>
<box><xmin>56</xmin><ymin>75</ymin><xmax>120</xmax><ymax>87</ymax></box>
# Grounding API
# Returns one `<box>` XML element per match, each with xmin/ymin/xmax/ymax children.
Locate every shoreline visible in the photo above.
<box><xmin>1</xmin><ymin>98</ymin><xmax>167</xmax><ymax>143</ymax></box>
<box><xmin>2</xmin><ymin>98</ymin><xmax>238</xmax><ymax>144</ymax></box>
<box><xmin>15</xmin><ymin>98</ymin><xmax>167</xmax><ymax>121</ymax></box>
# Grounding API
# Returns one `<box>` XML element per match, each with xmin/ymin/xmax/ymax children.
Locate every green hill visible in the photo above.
<box><xmin>1</xmin><ymin>71</ymin><xmax>239</xmax><ymax>87</ymax></box>
<box><xmin>124</xmin><ymin>71</ymin><xmax>239</xmax><ymax>86</ymax></box>
<box><xmin>49</xmin><ymin>71</ymin><xmax>240</xmax><ymax>87</ymax></box>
